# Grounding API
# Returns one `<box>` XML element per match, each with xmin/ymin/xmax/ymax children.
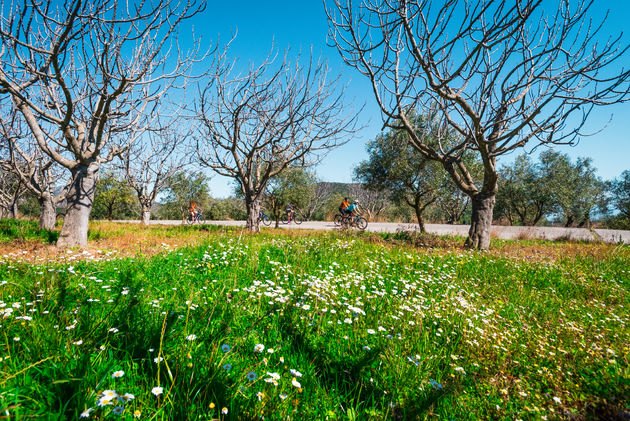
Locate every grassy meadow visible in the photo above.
<box><xmin>0</xmin><ymin>220</ymin><xmax>628</xmax><ymax>419</ymax></box>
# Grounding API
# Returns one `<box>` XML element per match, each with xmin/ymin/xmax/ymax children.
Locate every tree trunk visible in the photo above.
<box><xmin>414</xmin><ymin>205</ymin><xmax>426</xmax><ymax>233</ymax></box>
<box><xmin>10</xmin><ymin>200</ymin><xmax>19</xmax><ymax>219</ymax></box>
<box><xmin>245</xmin><ymin>197</ymin><xmax>261</xmax><ymax>232</ymax></box>
<box><xmin>9</xmin><ymin>180</ymin><xmax>23</xmax><ymax>219</ymax></box>
<box><xmin>411</xmin><ymin>196</ymin><xmax>434</xmax><ymax>233</ymax></box>
<box><xmin>39</xmin><ymin>194</ymin><xmax>57</xmax><ymax>230</ymax></box>
<box><xmin>57</xmin><ymin>164</ymin><xmax>99</xmax><ymax>248</ymax></box>
<box><xmin>141</xmin><ymin>206</ymin><xmax>151</xmax><ymax>225</ymax></box>
<box><xmin>106</xmin><ymin>203</ymin><xmax>114</xmax><ymax>220</ymax></box>
<box><xmin>465</xmin><ymin>192</ymin><xmax>496</xmax><ymax>250</ymax></box>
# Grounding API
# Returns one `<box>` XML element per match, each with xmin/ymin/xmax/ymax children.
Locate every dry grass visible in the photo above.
<box><xmin>0</xmin><ymin>222</ymin><xmax>226</xmax><ymax>263</ymax></box>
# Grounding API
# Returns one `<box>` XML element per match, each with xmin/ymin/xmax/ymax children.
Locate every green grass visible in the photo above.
<box><xmin>0</xmin><ymin>219</ymin><xmax>59</xmax><ymax>244</ymax></box>
<box><xmin>0</xmin><ymin>229</ymin><xmax>628</xmax><ymax>419</ymax></box>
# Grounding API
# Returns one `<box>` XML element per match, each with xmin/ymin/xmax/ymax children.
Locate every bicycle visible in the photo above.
<box><xmin>333</xmin><ymin>213</ymin><xmax>345</xmax><ymax>226</ymax></box>
<box><xmin>258</xmin><ymin>210</ymin><xmax>272</xmax><ymax>226</ymax></box>
<box><xmin>184</xmin><ymin>209</ymin><xmax>204</xmax><ymax>225</ymax></box>
<box><xmin>282</xmin><ymin>211</ymin><xmax>302</xmax><ymax>225</ymax></box>
<box><xmin>340</xmin><ymin>213</ymin><xmax>368</xmax><ymax>230</ymax></box>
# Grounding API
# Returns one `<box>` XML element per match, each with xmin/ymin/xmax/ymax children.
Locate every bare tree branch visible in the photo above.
<box><xmin>196</xmin><ymin>44</ymin><xmax>361</xmax><ymax>231</ymax></box>
<box><xmin>327</xmin><ymin>0</ymin><xmax>630</xmax><ymax>249</ymax></box>
<box><xmin>0</xmin><ymin>0</ymin><xmax>209</xmax><ymax>246</ymax></box>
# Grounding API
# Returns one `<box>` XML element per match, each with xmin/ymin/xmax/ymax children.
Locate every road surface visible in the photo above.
<box><xmin>114</xmin><ymin>220</ymin><xmax>630</xmax><ymax>244</ymax></box>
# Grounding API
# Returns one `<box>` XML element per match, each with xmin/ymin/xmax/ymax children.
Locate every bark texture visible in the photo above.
<box><xmin>142</xmin><ymin>207</ymin><xmax>151</xmax><ymax>225</ymax></box>
<box><xmin>39</xmin><ymin>194</ymin><xmax>57</xmax><ymax>230</ymax></box>
<box><xmin>465</xmin><ymin>193</ymin><xmax>496</xmax><ymax>250</ymax></box>
<box><xmin>10</xmin><ymin>200</ymin><xmax>19</xmax><ymax>219</ymax></box>
<box><xmin>414</xmin><ymin>207</ymin><xmax>426</xmax><ymax>233</ymax></box>
<box><xmin>57</xmin><ymin>165</ymin><xmax>99</xmax><ymax>248</ymax></box>
<box><xmin>246</xmin><ymin>197</ymin><xmax>261</xmax><ymax>233</ymax></box>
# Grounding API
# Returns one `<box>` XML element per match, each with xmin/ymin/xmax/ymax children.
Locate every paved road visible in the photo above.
<box><xmin>116</xmin><ymin>220</ymin><xmax>630</xmax><ymax>244</ymax></box>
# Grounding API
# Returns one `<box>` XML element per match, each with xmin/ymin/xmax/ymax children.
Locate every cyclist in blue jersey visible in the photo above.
<box><xmin>345</xmin><ymin>199</ymin><xmax>359</xmax><ymax>216</ymax></box>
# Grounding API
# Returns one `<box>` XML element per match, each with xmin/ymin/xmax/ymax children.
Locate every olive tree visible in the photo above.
<box><xmin>356</xmin><ymin>113</ymin><xmax>480</xmax><ymax>231</ymax></box>
<box><xmin>538</xmin><ymin>150</ymin><xmax>605</xmax><ymax>227</ymax></box>
<box><xmin>263</xmin><ymin>167</ymin><xmax>314</xmax><ymax>227</ymax></box>
<box><xmin>0</xmin><ymin>0</ymin><xmax>206</xmax><ymax>246</ymax></box>
<box><xmin>327</xmin><ymin>0</ymin><xmax>630</xmax><ymax>249</ymax></box>
<box><xmin>606</xmin><ymin>170</ymin><xmax>630</xmax><ymax>229</ymax></box>
<box><xmin>495</xmin><ymin>154</ymin><xmax>556</xmax><ymax>226</ymax></box>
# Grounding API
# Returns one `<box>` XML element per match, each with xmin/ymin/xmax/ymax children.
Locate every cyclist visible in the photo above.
<box><xmin>339</xmin><ymin>197</ymin><xmax>350</xmax><ymax>216</ymax></box>
<box><xmin>189</xmin><ymin>201</ymin><xmax>199</xmax><ymax>221</ymax></box>
<box><xmin>285</xmin><ymin>203</ymin><xmax>295</xmax><ymax>223</ymax></box>
<box><xmin>345</xmin><ymin>200</ymin><xmax>359</xmax><ymax>217</ymax></box>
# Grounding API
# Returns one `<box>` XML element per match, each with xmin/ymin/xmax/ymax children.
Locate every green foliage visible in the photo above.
<box><xmin>355</xmin><ymin>126</ymin><xmax>442</xmax><ymax>203</ymax></box>
<box><xmin>155</xmin><ymin>171</ymin><xmax>213</xmax><ymax>220</ymax></box>
<box><xmin>16</xmin><ymin>191</ymin><xmax>41</xmax><ymax>219</ymax></box>
<box><xmin>538</xmin><ymin>151</ymin><xmax>606</xmax><ymax>227</ymax></box>
<box><xmin>496</xmin><ymin>152</ymin><xmax>608</xmax><ymax>227</ymax></box>
<box><xmin>207</xmin><ymin>197</ymin><xmax>247</xmax><ymax>220</ymax></box>
<box><xmin>355</xmin><ymin>113</ymin><xmax>479</xmax><ymax>227</ymax></box>
<box><xmin>263</xmin><ymin>168</ymin><xmax>315</xmax><ymax>223</ymax></box>
<box><xmin>321</xmin><ymin>192</ymin><xmax>345</xmax><ymax>220</ymax></box>
<box><xmin>1</xmin><ymin>232</ymin><xmax>628</xmax><ymax>419</ymax></box>
<box><xmin>91</xmin><ymin>171</ymin><xmax>139</xmax><ymax>220</ymax></box>
<box><xmin>495</xmin><ymin>154</ymin><xmax>556</xmax><ymax>226</ymax></box>
<box><xmin>604</xmin><ymin>170</ymin><xmax>630</xmax><ymax>229</ymax></box>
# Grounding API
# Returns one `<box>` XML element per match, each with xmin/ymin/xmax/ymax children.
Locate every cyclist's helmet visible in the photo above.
<box><xmin>353</xmin><ymin>200</ymin><xmax>359</xmax><ymax>204</ymax></box>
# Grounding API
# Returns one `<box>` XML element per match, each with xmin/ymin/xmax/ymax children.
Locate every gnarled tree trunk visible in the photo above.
<box><xmin>57</xmin><ymin>164</ymin><xmax>99</xmax><ymax>248</ymax></box>
<box><xmin>141</xmin><ymin>205</ymin><xmax>151</xmax><ymax>225</ymax></box>
<box><xmin>10</xmin><ymin>200</ymin><xmax>19</xmax><ymax>219</ymax></box>
<box><xmin>411</xmin><ymin>195</ymin><xmax>435</xmax><ymax>234</ymax></box>
<box><xmin>465</xmin><ymin>192</ymin><xmax>496</xmax><ymax>250</ymax></box>
<box><xmin>414</xmin><ymin>206</ymin><xmax>426</xmax><ymax>233</ymax></box>
<box><xmin>245</xmin><ymin>196</ymin><xmax>261</xmax><ymax>233</ymax></box>
<box><xmin>39</xmin><ymin>194</ymin><xmax>57</xmax><ymax>230</ymax></box>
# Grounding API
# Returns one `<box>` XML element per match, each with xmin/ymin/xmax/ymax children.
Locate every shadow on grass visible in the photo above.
<box><xmin>278</xmin><ymin>312</ymin><xmax>448</xmax><ymax>419</ymax></box>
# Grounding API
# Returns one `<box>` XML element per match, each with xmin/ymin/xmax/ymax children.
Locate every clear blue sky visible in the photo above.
<box><xmin>186</xmin><ymin>1</ymin><xmax>630</xmax><ymax>198</ymax></box>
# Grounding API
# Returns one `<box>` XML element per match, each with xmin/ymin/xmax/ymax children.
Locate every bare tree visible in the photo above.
<box><xmin>303</xmin><ymin>181</ymin><xmax>335</xmax><ymax>221</ymax></box>
<box><xmin>0</xmin><ymin>112</ymin><xmax>67</xmax><ymax>229</ymax></box>
<box><xmin>196</xmin><ymin>46</ymin><xmax>359</xmax><ymax>232</ymax></box>
<box><xmin>327</xmin><ymin>0</ymin><xmax>630</xmax><ymax>249</ymax></box>
<box><xmin>119</xmin><ymin>120</ymin><xmax>190</xmax><ymax>225</ymax></box>
<box><xmin>349</xmin><ymin>183</ymin><xmax>390</xmax><ymax>221</ymax></box>
<box><xmin>0</xmin><ymin>0</ymin><xmax>206</xmax><ymax>247</ymax></box>
<box><xmin>0</xmin><ymin>164</ymin><xmax>26</xmax><ymax>219</ymax></box>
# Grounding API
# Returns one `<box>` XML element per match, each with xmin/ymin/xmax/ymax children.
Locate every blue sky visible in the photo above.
<box><xmin>186</xmin><ymin>1</ymin><xmax>630</xmax><ymax>198</ymax></box>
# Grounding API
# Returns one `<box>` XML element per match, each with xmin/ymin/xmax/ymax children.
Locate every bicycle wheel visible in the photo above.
<box><xmin>293</xmin><ymin>214</ymin><xmax>302</xmax><ymax>225</ymax></box>
<box><xmin>281</xmin><ymin>214</ymin><xmax>290</xmax><ymax>224</ymax></box>
<box><xmin>356</xmin><ymin>216</ymin><xmax>368</xmax><ymax>230</ymax></box>
<box><xmin>185</xmin><ymin>216</ymin><xmax>193</xmax><ymax>225</ymax></box>
<box><xmin>262</xmin><ymin>215</ymin><xmax>272</xmax><ymax>226</ymax></box>
<box><xmin>333</xmin><ymin>214</ymin><xmax>343</xmax><ymax>226</ymax></box>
